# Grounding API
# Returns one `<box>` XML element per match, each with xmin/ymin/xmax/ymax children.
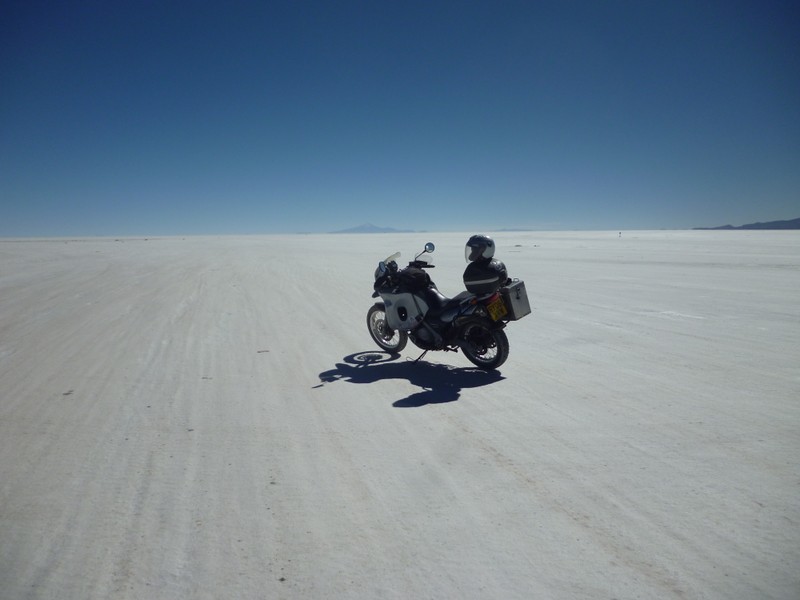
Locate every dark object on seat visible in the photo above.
<box><xmin>463</xmin><ymin>259</ymin><xmax>507</xmax><ymax>295</ymax></box>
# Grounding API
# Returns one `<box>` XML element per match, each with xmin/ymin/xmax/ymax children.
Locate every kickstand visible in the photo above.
<box><xmin>412</xmin><ymin>350</ymin><xmax>429</xmax><ymax>363</ymax></box>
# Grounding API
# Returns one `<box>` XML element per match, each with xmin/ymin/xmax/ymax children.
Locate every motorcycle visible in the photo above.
<box><xmin>366</xmin><ymin>241</ymin><xmax>531</xmax><ymax>370</ymax></box>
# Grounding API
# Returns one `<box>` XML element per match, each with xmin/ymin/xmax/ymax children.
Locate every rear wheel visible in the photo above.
<box><xmin>367</xmin><ymin>303</ymin><xmax>408</xmax><ymax>353</ymax></box>
<box><xmin>460</xmin><ymin>320</ymin><xmax>509</xmax><ymax>370</ymax></box>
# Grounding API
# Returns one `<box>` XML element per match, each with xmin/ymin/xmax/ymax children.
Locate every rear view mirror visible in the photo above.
<box><xmin>424</xmin><ymin>242</ymin><xmax>435</xmax><ymax>253</ymax></box>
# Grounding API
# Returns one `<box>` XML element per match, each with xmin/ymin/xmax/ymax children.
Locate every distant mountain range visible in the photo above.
<box><xmin>332</xmin><ymin>220</ymin><xmax>800</xmax><ymax>233</ymax></box>
<box><xmin>332</xmin><ymin>223</ymin><xmax>415</xmax><ymax>234</ymax></box>
<box><xmin>694</xmin><ymin>217</ymin><xmax>800</xmax><ymax>230</ymax></box>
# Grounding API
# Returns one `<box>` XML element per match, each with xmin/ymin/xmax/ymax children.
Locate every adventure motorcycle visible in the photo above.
<box><xmin>366</xmin><ymin>238</ymin><xmax>531</xmax><ymax>370</ymax></box>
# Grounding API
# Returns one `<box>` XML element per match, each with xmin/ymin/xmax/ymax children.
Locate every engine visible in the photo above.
<box><xmin>409</xmin><ymin>322</ymin><xmax>442</xmax><ymax>349</ymax></box>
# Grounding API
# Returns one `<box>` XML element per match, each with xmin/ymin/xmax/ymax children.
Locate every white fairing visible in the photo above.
<box><xmin>382</xmin><ymin>292</ymin><xmax>429</xmax><ymax>331</ymax></box>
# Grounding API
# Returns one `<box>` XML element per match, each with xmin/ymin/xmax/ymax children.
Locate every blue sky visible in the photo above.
<box><xmin>2</xmin><ymin>1</ymin><xmax>798</xmax><ymax>236</ymax></box>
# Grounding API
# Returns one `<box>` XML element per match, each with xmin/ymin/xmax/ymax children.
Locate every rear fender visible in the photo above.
<box><xmin>454</xmin><ymin>312</ymin><xmax>506</xmax><ymax>331</ymax></box>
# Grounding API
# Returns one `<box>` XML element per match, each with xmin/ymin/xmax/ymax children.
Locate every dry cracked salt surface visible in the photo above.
<box><xmin>0</xmin><ymin>231</ymin><xmax>798</xmax><ymax>599</ymax></box>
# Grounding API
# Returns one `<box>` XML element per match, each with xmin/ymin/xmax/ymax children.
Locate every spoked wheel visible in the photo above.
<box><xmin>367</xmin><ymin>303</ymin><xmax>408</xmax><ymax>353</ymax></box>
<box><xmin>460</xmin><ymin>320</ymin><xmax>509</xmax><ymax>370</ymax></box>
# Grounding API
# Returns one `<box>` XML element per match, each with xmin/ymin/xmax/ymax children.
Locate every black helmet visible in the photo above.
<box><xmin>465</xmin><ymin>234</ymin><xmax>495</xmax><ymax>262</ymax></box>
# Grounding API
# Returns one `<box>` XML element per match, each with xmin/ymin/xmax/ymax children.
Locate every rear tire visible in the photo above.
<box><xmin>367</xmin><ymin>303</ymin><xmax>408</xmax><ymax>353</ymax></box>
<box><xmin>460</xmin><ymin>320</ymin><xmax>509</xmax><ymax>370</ymax></box>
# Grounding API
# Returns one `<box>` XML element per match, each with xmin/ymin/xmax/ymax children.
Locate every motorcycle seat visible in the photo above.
<box><xmin>425</xmin><ymin>286</ymin><xmax>472</xmax><ymax>315</ymax></box>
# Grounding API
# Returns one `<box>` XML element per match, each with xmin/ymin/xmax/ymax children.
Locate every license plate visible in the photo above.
<box><xmin>487</xmin><ymin>296</ymin><xmax>508</xmax><ymax>321</ymax></box>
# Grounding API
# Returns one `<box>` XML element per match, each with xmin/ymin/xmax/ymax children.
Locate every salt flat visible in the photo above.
<box><xmin>1</xmin><ymin>231</ymin><xmax>798</xmax><ymax>599</ymax></box>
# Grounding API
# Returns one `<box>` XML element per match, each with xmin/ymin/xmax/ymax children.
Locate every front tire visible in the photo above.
<box><xmin>367</xmin><ymin>303</ymin><xmax>408</xmax><ymax>353</ymax></box>
<box><xmin>460</xmin><ymin>320</ymin><xmax>509</xmax><ymax>370</ymax></box>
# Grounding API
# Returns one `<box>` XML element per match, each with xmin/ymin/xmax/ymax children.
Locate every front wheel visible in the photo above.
<box><xmin>367</xmin><ymin>303</ymin><xmax>408</xmax><ymax>353</ymax></box>
<box><xmin>460</xmin><ymin>320</ymin><xmax>509</xmax><ymax>370</ymax></box>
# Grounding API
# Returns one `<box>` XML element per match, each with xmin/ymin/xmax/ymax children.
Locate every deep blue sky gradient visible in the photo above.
<box><xmin>2</xmin><ymin>1</ymin><xmax>798</xmax><ymax>235</ymax></box>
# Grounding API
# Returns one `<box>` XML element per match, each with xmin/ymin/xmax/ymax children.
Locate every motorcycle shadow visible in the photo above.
<box><xmin>315</xmin><ymin>351</ymin><xmax>505</xmax><ymax>407</ymax></box>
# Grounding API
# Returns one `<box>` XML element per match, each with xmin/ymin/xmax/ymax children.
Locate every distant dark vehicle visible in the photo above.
<box><xmin>367</xmin><ymin>237</ymin><xmax>530</xmax><ymax>370</ymax></box>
